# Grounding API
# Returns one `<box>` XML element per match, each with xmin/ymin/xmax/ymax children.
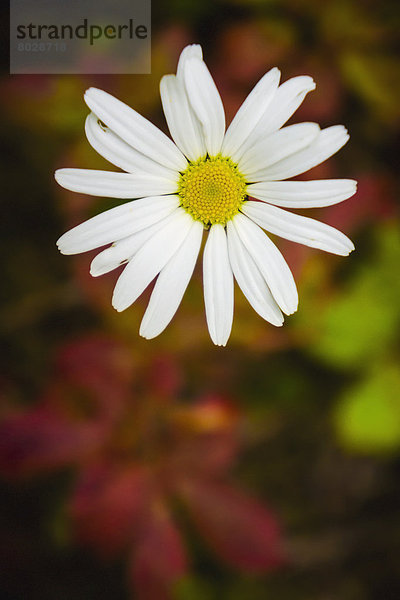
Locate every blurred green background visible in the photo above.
<box><xmin>1</xmin><ymin>0</ymin><xmax>400</xmax><ymax>598</ymax></box>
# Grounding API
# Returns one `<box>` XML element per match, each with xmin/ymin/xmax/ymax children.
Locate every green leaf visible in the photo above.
<box><xmin>308</xmin><ymin>224</ymin><xmax>400</xmax><ymax>370</ymax></box>
<box><xmin>334</xmin><ymin>364</ymin><xmax>400</xmax><ymax>453</ymax></box>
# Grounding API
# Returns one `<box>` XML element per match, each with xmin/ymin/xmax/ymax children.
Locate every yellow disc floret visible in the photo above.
<box><xmin>178</xmin><ymin>155</ymin><xmax>247</xmax><ymax>227</ymax></box>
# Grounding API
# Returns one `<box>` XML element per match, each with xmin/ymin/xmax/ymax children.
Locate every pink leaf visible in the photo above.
<box><xmin>144</xmin><ymin>354</ymin><xmax>182</xmax><ymax>400</ymax></box>
<box><xmin>180</xmin><ymin>479</ymin><xmax>284</xmax><ymax>572</ymax></box>
<box><xmin>70</xmin><ymin>462</ymin><xmax>151</xmax><ymax>557</ymax></box>
<box><xmin>0</xmin><ymin>408</ymin><xmax>102</xmax><ymax>477</ymax></box>
<box><xmin>55</xmin><ymin>334</ymin><xmax>135</xmax><ymax>417</ymax></box>
<box><xmin>167</xmin><ymin>433</ymin><xmax>238</xmax><ymax>479</ymax></box>
<box><xmin>131</xmin><ymin>499</ymin><xmax>187</xmax><ymax>600</ymax></box>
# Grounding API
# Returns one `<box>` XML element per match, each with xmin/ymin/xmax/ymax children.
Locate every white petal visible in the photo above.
<box><xmin>57</xmin><ymin>195</ymin><xmax>180</xmax><ymax>255</ymax></box>
<box><xmin>242</xmin><ymin>201</ymin><xmax>355</xmax><ymax>255</ymax></box>
<box><xmin>177</xmin><ymin>44</ymin><xmax>203</xmax><ymax>79</ymax></box>
<box><xmin>259</xmin><ymin>75</ymin><xmax>316</xmax><ymax>132</ymax></box>
<box><xmin>84</xmin><ymin>113</ymin><xmax>177</xmax><ymax>179</ymax></box>
<box><xmin>90</xmin><ymin>218</ymin><xmax>168</xmax><ymax>277</ymax></box>
<box><xmin>239</xmin><ymin>123</ymin><xmax>320</xmax><ymax>179</ymax></box>
<box><xmin>235</xmin><ymin>75</ymin><xmax>316</xmax><ymax>160</ymax></box>
<box><xmin>222</xmin><ymin>68</ymin><xmax>281</xmax><ymax>159</ymax></box>
<box><xmin>112</xmin><ymin>209</ymin><xmax>193</xmax><ymax>312</ymax></box>
<box><xmin>203</xmin><ymin>224</ymin><xmax>234</xmax><ymax>346</ymax></box>
<box><xmin>258</xmin><ymin>126</ymin><xmax>350</xmax><ymax>181</ymax></box>
<box><xmin>183</xmin><ymin>57</ymin><xmax>225</xmax><ymax>157</ymax></box>
<box><xmin>55</xmin><ymin>168</ymin><xmax>178</xmax><ymax>198</ymax></box>
<box><xmin>232</xmin><ymin>213</ymin><xmax>298</xmax><ymax>315</ymax></box>
<box><xmin>160</xmin><ymin>75</ymin><xmax>206</xmax><ymax>161</ymax></box>
<box><xmin>227</xmin><ymin>222</ymin><xmax>283</xmax><ymax>326</ymax></box>
<box><xmin>84</xmin><ymin>87</ymin><xmax>187</xmax><ymax>172</ymax></box>
<box><xmin>140</xmin><ymin>220</ymin><xmax>203</xmax><ymax>339</ymax></box>
<box><xmin>247</xmin><ymin>179</ymin><xmax>358</xmax><ymax>208</ymax></box>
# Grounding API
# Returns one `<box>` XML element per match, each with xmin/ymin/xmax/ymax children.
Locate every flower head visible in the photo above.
<box><xmin>56</xmin><ymin>45</ymin><xmax>356</xmax><ymax>346</ymax></box>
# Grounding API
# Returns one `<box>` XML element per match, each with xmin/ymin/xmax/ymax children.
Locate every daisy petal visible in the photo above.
<box><xmin>222</xmin><ymin>68</ymin><xmax>281</xmax><ymax>160</ymax></box>
<box><xmin>84</xmin><ymin>113</ymin><xmax>177</xmax><ymax>178</ymax></box>
<box><xmin>160</xmin><ymin>75</ymin><xmax>206</xmax><ymax>161</ymax></box>
<box><xmin>239</xmin><ymin>122</ymin><xmax>320</xmax><ymax>179</ymax></box>
<box><xmin>84</xmin><ymin>87</ymin><xmax>187</xmax><ymax>172</ymax></box>
<box><xmin>57</xmin><ymin>195</ymin><xmax>180</xmax><ymax>255</ymax></box>
<box><xmin>112</xmin><ymin>209</ymin><xmax>193</xmax><ymax>312</ymax></box>
<box><xmin>259</xmin><ymin>75</ymin><xmax>316</xmax><ymax>133</ymax></box>
<box><xmin>140</xmin><ymin>220</ymin><xmax>203</xmax><ymax>339</ymax></box>
<box><xmin>227</xmin><ymin>222</ymin><xmax>283</xmax><ymax>326</ymax></box>
<box><xmin>258</xmin><ymin>125</ymin><xmax>349</xmax><ymax>181</ymax></box>
<box><xmin>177</xmin><ymin>44</ymin><xmax>203</xmax><ymax>79</ymax></box>
<box><xmin>243</xmin><ymin>201</ymin><xmax>355</xmax><ymax>255</ymax></box>
<box><xmin>203</xmin><ymin>225</ymin><xmax>234</xmax><ymax>346</ymax></box>
<box><xmin>235</xmin><ymin>75</ymin><xmax>316</xmax><ymax>159</ymax></box>
<box><xmin>183</xmin><ymin>57</ymin><xmax>225</xmax><ymax>157</ymax></box>
<box><xmin>247</xmin><ymin>179</ymin><xmax>357</xmax><ymax>208</ymax></box>
<box><xmin>54</xmin><ymin>168</ymin><xmax>178</xmax><ymax>198</ymax></box>
<box><xmin>90</xmin><ymin>219</ymin><xmax>168</xmax><ymax>277</ymax></box>
<box><xmin>232</xmin><ymin>213</ymin><xmax>298</xmax><ymax>315</ymax></box>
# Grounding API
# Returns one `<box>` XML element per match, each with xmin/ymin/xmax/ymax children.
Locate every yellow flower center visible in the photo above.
<box><xmin>178</xmin><ymin>155</ymin><xmax>247</xmax><ymax>227</ymax></box>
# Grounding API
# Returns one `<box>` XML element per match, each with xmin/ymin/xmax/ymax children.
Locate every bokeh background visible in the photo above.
<box><xmin>1</xmin><ymin>0</ymin><xmax>400</xmax><ymax>598</ymax></box>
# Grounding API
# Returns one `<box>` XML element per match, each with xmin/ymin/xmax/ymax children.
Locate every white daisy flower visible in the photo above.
<box><xmin>56</xmin><ymin>44</ymin><xmax>356</xmax><ymax>346</ymax></box>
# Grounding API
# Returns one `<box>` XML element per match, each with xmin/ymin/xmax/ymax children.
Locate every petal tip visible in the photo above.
<box><xmin>111</xmin><ymin>292</ymin><xmax>123</xmax><ymax>312</ymax></box>
<box><xmin>270</xmin><ymin>66</ymin><xmax>281</xmax><ymax>80</ymax></box>
<box><xmin>210</xmin><ymin>331</ymin><xmax>230</xmax><ymax>347</ymax></box>
<box><xmin>89</xmin><ymin>266</ymin><xmax>101</xmax><ymax>277</ymax></box>
<box><xmin>56</xmin><ymin>242</ymin><xmax>71</xmax><ymax>256</ymax></box>
<box><xmin>304</xmin><ymin>76</ymin><xmax>316</xmax><ymax>91</ymax></box>
<box><xmin>139</xmin><ymin>327</ymin><xmax>157</xmax><ymax>341</ymax></box>
<box><xmin>284</xmin><ymin>302</ymin><xmax>299</xmax><ymax>317</ymax></box>
<box><xmin>112</xmin><ymin>291</ymin><xmax>132</xmax><ymax>313</ymax></box>
<box><xmin>84</xmin><ymin>87</ymin><xmax>105</xmax><ymax>108</ymax></box>
<box><xmin>84</xmin><ymin>86</ymin><xmax>99</xmax><ymax>97</ymax></box>
<box><xmin>112</xmin><ymin>303</ymin><xmax>125</xmax><ymax>313</ymax></box>
<box><xmin>181</xmin><ymin>43</ymin><xmax>203</xmax><ymax>60</ymax></box>
<box><xmin>337</xmin><ymin>237</ymin><xmax>355</xmax><ymax>256</ymax></box>
<box><xmin>54</xmin><ymin>169</ymin><xmax>71</xmax><ymax>189</ymax></box>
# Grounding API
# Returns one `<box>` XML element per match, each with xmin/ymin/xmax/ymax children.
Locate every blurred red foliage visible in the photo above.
<box><xmin>0</xmin><ymin>335</ymin><xmax>283</xmax><ymax>598</ymax></box>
